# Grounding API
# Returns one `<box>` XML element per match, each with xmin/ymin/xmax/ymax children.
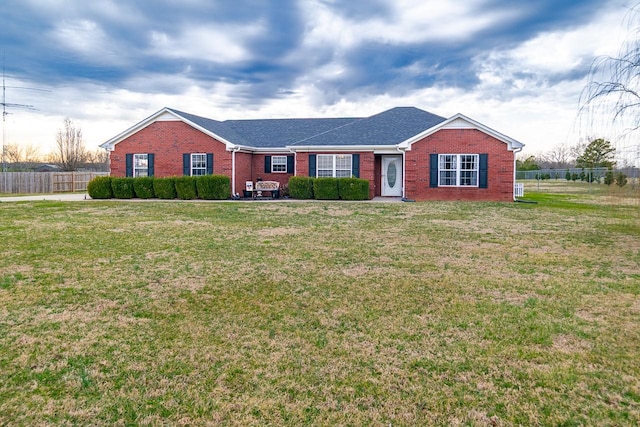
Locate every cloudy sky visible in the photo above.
<box><xmin>0</xmin><ymin>0</ymin><xmax>634</xmax><ymax>159</ymax></box>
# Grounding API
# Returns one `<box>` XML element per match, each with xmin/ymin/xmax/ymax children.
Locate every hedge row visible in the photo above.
<box><xmin>288</xmin><ymin>176</ymin><xmax>369</xmax><ymax>200</ymax></box>
<box><xmin>87</xmin><ymin>175</ymin><xmax>231</xmax><ymax>200</ymax></box>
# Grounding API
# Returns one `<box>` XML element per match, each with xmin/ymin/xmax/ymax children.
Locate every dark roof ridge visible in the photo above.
<box><xmin>224</xmin><ymin>116</ymin><xmax>362</xmax><ymax>123</ymax></box>
<box><xmin>287</xmin><ymin>116</ymin><xmax>369</xmax><ymax>145</ymax></box>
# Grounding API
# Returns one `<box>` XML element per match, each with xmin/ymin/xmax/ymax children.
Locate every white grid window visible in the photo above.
<box><xmin>317</xmin><ymin>154</ymin><xmax>352</xmax><ymax>178</ymax></box>
<box><xmin>191</xmin><ymin>153</ymin><xmax>207</xmax><ymax>176</ymax></box>
<box><xmin>317</xmin><ymin>154</ymin><xmax>334</xmax><ymax>177</ymax></box>
<box><xmin>459</xmin><ymin>154</ymin><xmax>478</xmax><ymax>186</ymax></box>
<box><xmin>439</xmin><ymin>154</ymin><xmax>478</xmax><ymax>187</ymax></box>
<box><xmin>272</xmin><ymin>156</ymin><xmax>287</xmax><ymax>173</ymax></box>
<box><xmin>133</xmin><ymin>154</ymin><xmax>148</xmax><ymax>177</ymax></box>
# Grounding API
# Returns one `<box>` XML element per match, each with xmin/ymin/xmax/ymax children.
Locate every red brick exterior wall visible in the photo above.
<box><xmin>405</xmin><ymin>129</ymin><xmax>515</xmax><ymax>201</ymax></box>
<box><xmin>252</xmin><ymin>154</ymin><xmax>295</xmax><ymax>188</ymax></box>
<box><xmin>109</xmin><ymin>121</ymin><xmax>232</xmax><ymax>178</ymax></box>
<box><xmin>234</xmin><ymin>152</ymin><xmax>253</xmax><ymax>194</ymax></box>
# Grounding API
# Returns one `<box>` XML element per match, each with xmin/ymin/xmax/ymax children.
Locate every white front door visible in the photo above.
<box><xmin>381</xmin><ymin>155</ymin><xmax>403</xmax><ymax>197</ymax></box>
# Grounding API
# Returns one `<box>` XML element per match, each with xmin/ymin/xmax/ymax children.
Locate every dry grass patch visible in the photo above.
<box><xmin>0</xmin><ymin>191</ymin><xmax>639</xmax><ymax>425</ymax></box>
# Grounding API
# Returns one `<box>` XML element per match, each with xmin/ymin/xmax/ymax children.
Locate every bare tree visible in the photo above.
<box><xmin>580</xmin><ymin>3</ymin><xmax>640</xmax><ymax>165</ymax></box>
<box><xmin>3</xmin><ymin>143</ymin><xmax>41</xmax><ymax>170</ymax></box>
<box><xmin>23</xmin><ymin>144</ymin><xmax>40</xmax><ymax>169</ymax></box>
<box><xmin>84</xmin><ymin>148</ymin><xmax>109</xmax><ymax>171</ymax></box>
<box><xmin>542</xmin><ymin>144</ymin><xmax>572</xmax><ymax>169</ymax></box>
<box><xmin>4</xmin><ymin>144</ymin><xmax>21</xmax><ymax>165</ymax></box>
<box><xmin>569</xmin><ymin>141</ymin><xmax>589</xmax><ymax>165</ymax></box>
<box><xmin>54</xmin><ymin>118</ymin><xmax>86</xmax><ymax>171</ymax></box>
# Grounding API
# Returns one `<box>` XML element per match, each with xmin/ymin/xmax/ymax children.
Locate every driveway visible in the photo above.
<box><xmin>0</xmin><ymin>193</ymin><xmax>90</xmax><ymax>202</ymax></box>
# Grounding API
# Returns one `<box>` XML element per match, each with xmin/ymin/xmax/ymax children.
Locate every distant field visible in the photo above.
<box><xmin>521</xmin><ymin>178</ymin><xmax>640</xmax><ymax>198</ymax></box>
<box><xmin>0</xmin><ymin>185</ymin><xmax>638</xmax><ymax>425</ymax></box>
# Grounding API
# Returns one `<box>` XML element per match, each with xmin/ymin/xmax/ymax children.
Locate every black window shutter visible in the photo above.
<box><xmin>206</xmin><ymin>153</ymin><xmax>214</xmax><ymax>175</ymax></box>
<box><xmin>287</xmin><ymin>155</ymin><xmax>294</xmax><ymax>173</ymax></box>
<box><xmin>125</xmin><ymin>154</ymin><xmax>133</xmax><ymax>177</ymax></box>
<box><xmin>309</xmin><ymin>154</ymin><xmax>316</xmax><ymax>177</ymax></box>
<box><xmin>352</xmin><ymin>154</ymin><xmax>360</xmax><ymax>178</ymax></box>
<box><xmin>264</xmin><ymin>156</ymin><xmax>272</xmax><ymax>173</ymax></box>
<box><xmin>148</xmin><ymin>153</ymin><xmax>155</xmax><ymax>177</ymax></box>
<box><xmin>479</xmin><ymin>154</ymin><xmax>488</xmax><ymax>188</ymax></box>
<box><xmin>429</xmin><ymin>154</ymin><xmax>438</xmax><ymax>188</ymax></box>
<box><xmin>183</xmin><ymin>154</ymin><xmax>190</xmax><ymax>176</ymax></box>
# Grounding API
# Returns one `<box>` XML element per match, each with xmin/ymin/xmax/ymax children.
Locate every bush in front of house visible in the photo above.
<box><xmin>288</xmin><ymin>176</ymin><xmax>315</xmax><ymax>199</ymax></box>
<box><xmin>338</xmin><ymin>177</ymin><xmax>369</xmax><ymax>200</ymax></box>
<box><xmin>153</xmin><ymin>177</ymin><xmax>177</xmax><ymax>199</ymax></box>
<box><xmin>313</xmin><ymin>177</ymin><xmax>339</xmax><ymax>200</ymax></box>
<box><xmin>175</xmin><ymin>176</ymin><xmax>197</xmax><ymax>200</ymax></box>
<box><xmin>87</xmin><ymin>176</ymin><xmax>113</xmax><ymax>199</ymax></box>
<box><xmin>111</xmin><ymin>177</ymin><xmax>135</xmax><ymax>199</ymax></box>
<box><xmin>133</xmin><ymin>177</ymin><xmax>155</xmax><ymax>199</ymax></box>
<box><xmin>196</xmin><ymin>175</ymin><xmax>231</xmax><ymax>200</ymax></box>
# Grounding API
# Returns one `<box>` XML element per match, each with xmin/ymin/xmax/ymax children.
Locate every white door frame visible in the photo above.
<box><xmin>381</xmin><ymin>155</ymin><xmax>403</xmax><ymax>197</ymax></box>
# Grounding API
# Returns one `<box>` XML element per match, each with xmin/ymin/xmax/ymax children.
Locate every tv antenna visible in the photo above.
<box><xmin>1</xmin><ymin>58</ymin><xmax>42</xmax><ymax>172</ymax></box>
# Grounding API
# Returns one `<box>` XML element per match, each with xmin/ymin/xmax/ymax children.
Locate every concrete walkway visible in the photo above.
<box><xmin>1</xmin><ymin>193</ymin><xmax>404</xmax><ymax>203</ymax></box>
<box><xmin>0</xmin><ymin>193</ymin><xmax>90</xmax><ymax>202</ymax></box>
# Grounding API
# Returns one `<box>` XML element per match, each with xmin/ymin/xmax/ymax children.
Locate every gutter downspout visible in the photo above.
<box><xmin>513</xmin><ymin>146</ymin><xmax>523</xmax><ymax>201</ymax></box>
<box><xmin>231</xmin><ymin>145</ymin><xmax>241</xmax><ymax>196</ymax></box>
<box><xmin>397</xmin><ymin>146</ymin><xmax>406</xmax><ymax>199</ymax></box>
<box><xmin>287</xmin><ymin>147</ymin><xmax>297</xmax><ymax>176</ymax></box>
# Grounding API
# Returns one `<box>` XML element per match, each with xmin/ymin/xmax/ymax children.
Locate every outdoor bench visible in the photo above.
<box><xmin>245</xmin><ymin>180</ymin><xmax>280</xmax><ymax>199</ymax></box>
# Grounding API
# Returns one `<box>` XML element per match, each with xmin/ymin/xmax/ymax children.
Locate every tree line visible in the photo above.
<box><xmin>517</xmin><ymin>138</ymin><xmax>630</xmax><ymax>186</ymax></box>
<box><xmin>2</xmin><ymin>118</ymin><xmax>108</xmax><ymax>172</ymax></box>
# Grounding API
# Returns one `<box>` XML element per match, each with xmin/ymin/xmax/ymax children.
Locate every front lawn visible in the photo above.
<box><xmin>0</xmin><ymin>194</ymin><xmax>638</xmax><ymax>425</ymax></box>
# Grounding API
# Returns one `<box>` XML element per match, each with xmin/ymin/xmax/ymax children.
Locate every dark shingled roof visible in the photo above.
<box><xmin>166</xmin><ymin>108</ymin><xmax>251</xmax><ymax>146</ymax></box>
<box><xmin>224</xmin><ymin>117</ymin><xmax>360</xmax><ymax>148</ymax></box>
<box><xmin>291</xmin><ymin>107</ymin><xmax>447</xmax><ymax>146</ymax></box>
<box><xmin>167</xmin><ymin>107</ymin><xmax>446</xmax><ymax>149</ymax></box>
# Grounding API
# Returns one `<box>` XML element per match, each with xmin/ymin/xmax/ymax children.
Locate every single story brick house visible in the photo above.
<box><xmin>100</xmin><ymin>107</ymin><xmax>524</xmax><ymax>201</ymax></box>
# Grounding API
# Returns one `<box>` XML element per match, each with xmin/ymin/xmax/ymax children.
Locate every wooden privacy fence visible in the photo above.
<box><xmin>0</xmin><ymin>172</ymin><xmax>109</xmax><ymax>194</ymax></box>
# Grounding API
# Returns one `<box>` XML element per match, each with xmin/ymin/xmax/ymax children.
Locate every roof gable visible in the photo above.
<box><xmin>100</xmin><ymin>107</ymin><xmax>243</xmax><ymax>150</ymax></box>
<box><xmin>399</xmin><ymin>113</ymin><xmax>524</xmax><ymax>151</ymax></box>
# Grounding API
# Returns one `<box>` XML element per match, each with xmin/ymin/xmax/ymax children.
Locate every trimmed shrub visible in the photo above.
<box><xmin>338</xmin><ymin>177</ymin><xmax>369</xmax><ymax>200</ymax></box>
<box><xmin>288</xmin><ymin>176</ymin><xmax>314</xmax><ymax>199</ymax></box>
<box><xmin>133</xmin><ymin>177</ymin><xmax>155</xmax><ymax>199</ymax></box>
<box><xmin>175</xmin><ymin>176</ymin><xmax>197</xmax><ymax>200</ymax></box>
<box><xmin>604</xmin><ymin>171</ymin><xmax>614</xmax><ymax>186</ymax></box>
<box><xmin>153</xmin><ymin>177</ymin><xmax>177</xmax><ymax>199</ymax></box>
<box><xmin>616</xmin><ymin>172</ymin><xmax>628</xmax><ymax>187</ymax></box>
<box><xmin>111</xmin><ymin>177</ymin><xmax>135</xmax><ymax>199</ymax></box>
<box><xmin>87</xmin><ymin>176</ymin><xmax>113</xmax><ymax>199</ymax></box>
<box><xmin>196</xmin><ymin>175</ymin><xmax>231</xmax><ymax>200</ymax></box>
<box><xmin>314</xmin><ymin>177</ymin><xmax>339</xmax><ymax>200</ymax></box>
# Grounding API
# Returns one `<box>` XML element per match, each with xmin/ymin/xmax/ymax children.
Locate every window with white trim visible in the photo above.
<box><xmin>191</xmin><ymin>153</ymin><xmax>207</xmax><ymax>176</ymax></box>
<box><xmin>317</xmin><ymin>154</ymin><xmax>352</xmax><ymax>178</ymax></box>
<box><xmin>271</xmin><ymin>155</ymin><xmax>287</xmax><ymax>173</ymax></box>
<box><xmin>439</xmin><ymin>154</ymin><xmax>478</xmax><ymax>186</ymax></box>
<box><xmin>133</xmin><ymin>154</ymin><xmax>148</xmax><ymax>177</ymax></box>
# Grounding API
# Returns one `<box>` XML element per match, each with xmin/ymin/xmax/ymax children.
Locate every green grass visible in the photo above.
<box><xmin>0</xmin><ymin>187</ymin><xmax>639</xmax><ymax>425</ymax></box>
